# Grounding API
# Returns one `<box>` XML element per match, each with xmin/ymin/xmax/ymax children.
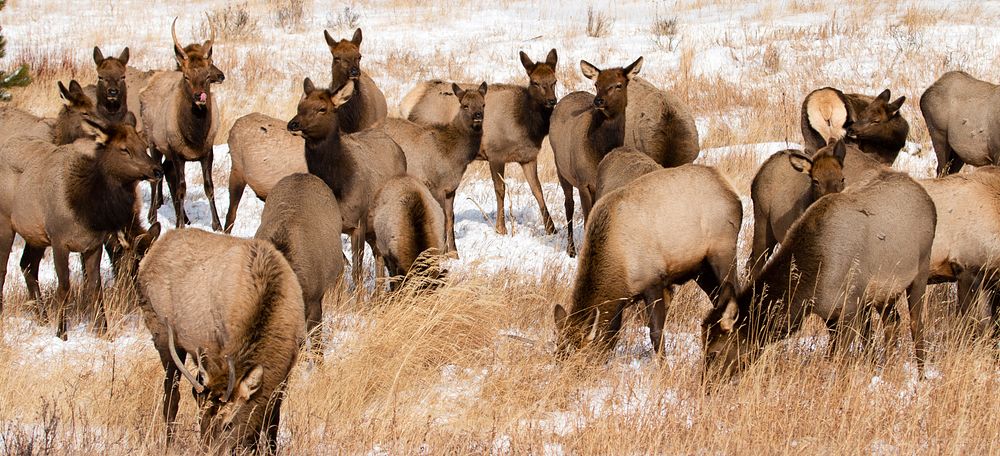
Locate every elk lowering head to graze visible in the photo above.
<box><xmin>381</xmin><ymin>82</ymin><xmax>486</xmax><ymax>256</ymax></box>
<box><xmin>137</xmin><ymin>228</ymin><xmax>305</xmax><ymax>454</ymax></box>
<box><xmin>324</xmin><ymin>28</ymin><xmax>387</xmax><ymax>133</ymax></box>
<box><xmin>288</xmin><ymin>78</ymin><xmax>406</xmax><ymax>290</ymax></box>
<box><xmin>91</xmin><ymin>46</ymin><xmax>130</xmax><ymax>124</ymax></box>
<box><xmin>704</xmin><ymin>169</ymin><xmax>936</xmax><ymax>381</ymax></box>
<box><xmin>554</xmin><ymin>165</ymin><xmax>741</xmax><ymax>356</ymax></box>
<box><xmin>747</xmin><ymin>140</ymin><xmax>883</xmax><ymax>278</ymax></box>
<box><xmin>801</xmin><ymin>87</ymin><xmax>908</xmax><ymax>164</ymax></box>
<box><xmin>594</xmin><ymin>146</ymin><xmax>662</xmax><ymax>200</ymax></box>
<box><xmin>254</xmin><ymin>173</ymin><xmax>342</xmax><ymax>346</ymax></box>
<box><xmin>373</xmin><ymin>175</ymin><xmax>447</xmax><ymax>291</ymax></box>
<box><xmin>141</xmin><ymin>17</ymin><xmax>223</xmax><ymax>230</ymax></box>
<box><xmin>551</xmin><ymin>56</ymin><xmax>642</xmax><ymax>257</ymax></box>
<box><xmin>0</xmin><ymin>114</ymin><xmax>161</xmax><ymax>339</ymax></box>
<box><xmin>623</xmin><ymin>77</ymin><xmax>700</xmax><ymax>167</ymax></box>
<box><xmin>398</xmin><ymin>49</ymin><xmax>560</xmax><ymax>236</ymax></box>
<box><xmin>921</xmin><ymin>71</ymin><xmax>1000</xmax><ymax>175</ymax></box>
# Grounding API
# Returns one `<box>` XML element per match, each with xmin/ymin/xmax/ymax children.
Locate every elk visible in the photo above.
<box><xmin>86</xmin><ymin>47</ymin><xmax>132</xmax><ymax>125</ymax></box>
<box><xmin>382</xmin><ymin>82</ymin><xmax>486</xmax><ymax>255</ymax></box>
<box><xmin>747</xmin><ymin>140</ymin><xmax>883</xmax><ymax>278</ymax></box>
<box><xmin>594</xmin><ymin>146</ymin><xmax>662</xmax><ymax>200</ymax></box>
<box><xmin>399</xmin><ymin>49</ymin><xmax>559</xmax><ymax>236</ymax></box>
<box><xmin>801</xmin><ymin>87</ymin><xmax>908</xmax><ymax>164</ymax></box>
<box><xmin>141</xmin><ymin>18</ymin><xmax>223</xmax><ymax>230</ymax></box>
<box><xmin>921</xmin><ymin>71</ymin><xmax>1000</xmax><ymax>175</ymax></box>
<box><xmin>254</xmin><ymin>173</ymin><xmax>342</xmax><ymax>344</ymax></box>
<box><xmin>287</xmin><ymin>78</ymin><xmax>407</xmax><ymax>289</ymax></box>
<box><xmin>325</xmin><ymin>28</ymin><xmax>387</xmax><ymax>132</ymax></box>
<box><xmin>704</xmin><ymin>169</ymin><xmax>936</xmax><ymax>381</ymax></box>
<box><xmin>624</xmin><ymin>77</ymin><xmax>699</xmax><ymax>167</ymax></box>
<box><xmin>137</xmin><ymin>228</ymin><xmax>305</xmax><ymax>454</ymax></box>
<box><xmin>0</xmin><ymin>115</ymin><xmax>162</xmax><ymax>339</ymax></box>
<box><xmin>373</xmin><ymin>175</ymin><xmax>447</xmax><ymax>289</ymax></box>
<box><xmin>551</xmin><ymin>56</ymin><xmax>643</xmax><ymax>257</ymax></box>
<box><xmin>553</xmin><ymin>165</ymin><xmax>741</xmax><ymax>356</ymax></box>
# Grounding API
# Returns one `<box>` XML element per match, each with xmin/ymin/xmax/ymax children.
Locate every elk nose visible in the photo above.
<box><xmin>593</xmin><ymin>97</ymin><xmax>606</xmax><ymax>108</ymax></box>
<box><xmin>287</xmin><ymin>119</ymin><xmax>301</xmax><ymax>131</ymax></box>
<box><xmin>349</xmin><ymin>67</ymin><xmax>360</xmax><ymax>78</ymax></box>
<box><xmin>473</xmin><ymin>112</ymin><xmax>483</xmax><ymax>121</ymax></box>
<box><xmin>545</xmin><ymin>99</ymin><xmax>557</xmax><ymax>108</ymax></box>
<box><xmin>153</xmin><ymin>168</ymin><xmax>164</xmax><ymax>179</ymax></box>
<box><xmin>107</xmin><ymin>88</ymin><xmax>119</xmax><ymax>96</ymax></box>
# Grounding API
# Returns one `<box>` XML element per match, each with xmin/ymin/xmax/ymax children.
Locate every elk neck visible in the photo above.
<box><xmin>588</xmin><ymin>107</ymin><xmax>626</xmax><ymax>159</ymax></box>
<box><xmin>302</xmin><ymin>125</ymin><xmax>354</xmax><ymax>199</ymax></box>
<box><xmin>65</xmin><ymin>152</ymin><xmax>138</xmax><ymax>233</ymax></box>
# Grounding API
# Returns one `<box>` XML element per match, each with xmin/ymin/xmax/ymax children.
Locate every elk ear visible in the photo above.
<box><xmin>330</xmin><ymin>80</ymin><xmax>355</xmax><ymax>108</ymax></box>
<box><xmin>718</xmin><ymin>299</ymin><xmax>738</xmax><ymax>333</ymax></box>
<box><xmin>235</xmin><ymin>365</ymin><xmax>264</xmax><ymax>402</ymax></box>
<box><xmin>477</xmin><ymin>81</ymin><xmax>488</xmax><ymax>97</ymax></box>
<box><xmin>351</xmin><ymin>28</ymin><xmax>363</xmax><ymax>47</ymax></box>
<box><xmin>553</xmin><ymin>304</ymin><xmax>568</xmax><ymax>327</ymax></box>
<box><xmin>451</xmin><ymin>83</ymin><xmax>466</xmax><ymax>100</ymax></box>
<box><xmin>787</xmin><ymin>152</ymin><xmax>813</xmax><ymax>174</ymax></box>
<box><xmin>81</xmin><ymin>118</ymin><xmax>111</xmax><ymax>145</ymax></box>
<box><xmin>585</xmin><ymin>308</ymin><xmax>601</xmax><ymax>341</ymax></box>
<box><xmin>134</xmin><ymin>222</ymin><xmax>161</xmax><ymax>256</ymax></box>
<box><xmin>202</xmin><ymin>40</ymin><xmax>213</xmax><ymax>59</ymax></box>
<box><xmin>624</xmin><ymin>56</ymin><xmax>644</xmax><ymax>80</ymax></box>
<box><xmin>123</xmin><ymin>111</ymin><xmax>138</xmax><ymax>128</ymax></box>
<box><xmin>876</xmin><ymin>89</ymin><xmax>891</xmax><ymax>103</ymax></box>
<box><xmin>888</xmin><ymin>96</ymin><xmax>906</xmax><ymax>115</ymax></box>
<box><xmin>580</xmin><ymin>60</ymin><xmax>600</xmax><ymax>81</ymax></box>
<box><xmin>303</xmin><ymin>77</ymin><xmax>316</xmax><ymax>95</ymax></box>
<box><xmin>545</xmin><ymin>48</ymin><xmax>558</xmax><ymax>68</ymax></box>
<box><xmin>519</xmin><ymin>51</ymin><xmax>535</xmax><ymax>73</ymax></box>
<box><xmin>118</xmin><ymin>47</ymin><xmax>130</xmax><ymax>65</ymax></box>
<box><xmin>832</xmin><ymin>140</ymin><xmax>848</xmax><ymax>165</ymax></box>
<box><xmin>323</xmin><ymin>29</ymin><xmax>337</xmax><ymax>48</ymax></box>
<box><xmin>93</xmin><ymin>46</ymin><xmax>105</xmax><ymax>65</ymax></box>
<box><xmin>57</xmin><ymin>81</ymin><xmax>71</xmax><ymax>103</ymax></box>
<box><xmin>173</xmin><ymin>45</ymin><xmax>188</xmax><ymax>67</ymax></box>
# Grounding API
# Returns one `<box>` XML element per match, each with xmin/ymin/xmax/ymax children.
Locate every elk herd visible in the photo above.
<box><xmin>1</xmin><ymin>16</ymin><xmax>1000</xmax><ymax>454</ymax></box>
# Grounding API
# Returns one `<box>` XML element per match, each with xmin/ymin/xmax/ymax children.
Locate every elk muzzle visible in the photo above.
<box><xmin>193</xmin><ymin>91</ymin><xmax>209</xmax><ymax>108</ymax></box>
<box><xmin>287</xmin><ymin>118</ymin><xmax>302</xmax><ymax>132</ymax></box>
<box><xmin>349</xmin><ymin>67</ymin><xmax>360</xmax><ymax>79</ymax></box>
<box><xmin>593</xmin><ymin>97</ymin><xmax>606</xmax><ymax>110</ymax></box>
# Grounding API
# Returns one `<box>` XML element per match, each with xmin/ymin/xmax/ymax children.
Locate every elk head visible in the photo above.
<box><xmin>788</xmin><ymin>140</ymin><xmax>848</xmax><ymax>201</ymax></box>
<box><xmin>701</xmin><ymin>284</ymin><xmax>756</xmax><ymax>382</ymax></box>
<box><xmin>324</xmin><ymin>28</ymin><xmax>363</xmax><ymax>88</ymax></box>
<box><xmin>81</xmin><ymin>114</ymin><xmax>163</xmax><ymax>182</ymax></box>
<box><xmin>54</xmin><ymin>80</ymin><xmax>96</xmax><ymax>145</ymax></box>
<box><xmin>580</xmin><ymin>56</ymin><xmax>643</xmax><ymax>117</ymax></box>
<box><xmin>93</xmin><ymin>47</ymin><xmax>129</xmax><ymax>106</ymax></box>
<box><xmin>552</xmin><ymin>304</ymin><xmax>605</xmax><ymax>358</ymax></box>
<box><xmin>287</xmin><ymin>78</ymin><xmax>354</xmax><ymax>139</ymax></box>
<box><xmin>173</xmin><ymin>18</ymin><xmax>221</xmax><ymax>108</ymax></box>
<box><xmin>520</xmin><ymin>49</ymin><xmax>558</xmax><ymax>109</ymax></box>
<box><xmin>452</xmin><ymin>82</ymin><xmax>487</xmax><ymax>132</ymax></box>
<box><xmin>846</xmin><ymin>89</ymin><xmax>905</xmax><ymax>141</ymax></box>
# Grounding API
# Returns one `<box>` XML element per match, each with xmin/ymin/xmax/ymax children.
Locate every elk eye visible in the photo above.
<box><xmin>318</xmin><ymin>108</ymin><xmax>327</xmax><ymax>114</ymax></box>
<box><xmin>120</xmin><ymin>147</ymin><xmax>129</xmax><ymax>154</ymax></box>
<box><xmin>333</xmin><ymin>57</ymin><xmax>340</xmax><ymax>62</ymax></box>
<box><xmin>811</xmin><ymin>179</ymin><xmax>820</xmax><ymax>186</ymax></box>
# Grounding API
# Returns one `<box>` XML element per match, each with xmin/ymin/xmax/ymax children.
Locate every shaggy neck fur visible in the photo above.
<box><xmin>438</xmin><ymin>114</ymin><xmax>484</xmax><ymax>167</ymax></box>
<box><xmin>568</xmin><ymin>213</ymin><xmax>630</xmax><ymax>342</ymax></box>
<box><xmin>65</xmin><ymin>153</ymin><xmax>138</xmax><ymax>233</ymax></box>
<box><xmin>302</xmin><ymin>125</ymin><xmax>354</xmax><ymax>200</ymax></box>
<box><xmin>588</xmin><ymin>108</ymin><xmax>626</xmax><ymax>160</ymax></box>
<box><xmin>737</xmin><ymin>238</ymin><xmax>819</xmax><ymax>345</ymax></box>
<box><xmin>337</xmin><ymin>85</ymin><xmax>364</xmax><ymax>134</ymax></box>
<box><xmin>97</xmin><ymin>89</ymin><xmax>127</xmax><ymax>124</ymax></box>
<box><xmin>516</xmin><ymin>87</ymin><xmax>553</xmax><ymax>148</ymax></box>
<box><xmin>175</xmin><ymin>82</ymin><xmax>213</xmax><ymax>152</ymax></box>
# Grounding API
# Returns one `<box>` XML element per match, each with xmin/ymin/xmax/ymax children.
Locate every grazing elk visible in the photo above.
<box><xmin>921</xmin><ymin>71</ymin><xmax>1000</xmax><ymax>175</ymax></box>
<box><xmin>554</xmin><ymin>165</ymin><xmax>741</xmax><ymax>356</ymax></box>
<box><xmin>400</xmin><ymin>49</ymin><xmax>559</xmax><ymax>236</ymax></box>
<box><xmin>747</xmin><ymin>141</ymin><xmax>882</xmax><ymax>278</ymax></box>
<box><xmin>801</xmin><ymin>87</ymin><xmax>908</xmax><ymax>164</ymax></box>
<box><xmin>287</xmin><ymin>78</ymin><xmax>407</xmax><ymax>289</ymax></box>
<box><xmin>624</xmin><ymin>77</ymin><xmax>699</xmax><ymax>167</ymax></box>
<box><xmin>594</xmin><ymin>146</ymin><xmax>662</xmax><ymax>200</ymax></box>
<box><xmin>325</xmin><ymin>28</ymin><xmax>387</xmax><ymax>132</ymax></box>
<box><xmin>137</xmin><ymin>228</ymin><xmax>304</xmax><ymax>454</ymax></box>
<box><xmin>141</xmin><ymin>18</ymin><xmax>223</xmax><ymax>230</ymax></box>
<box><xmin>704</xmin><ymin>169</ymin><xmax>936</xmax><ymax>381</ymax></box>
<box><xmin>551</xmin><ymin>56</ymin><xmax>643</xmax><ymax>257</ymax></box>
<box><xmin>382</xmin><ymin>82</ymin><xmax>486</xmax><ymax>255</ymax></box>
<box><xmin>0</xmin><ymin>115</ymin><xmax>162</xmax><ymax>339</ymax></box>
<box><xmin>373</xmin><ymin>175</ymin><xmax>447</xmax><ymax>289</ymax></box>
<box><xmin>254</xmin><ymin>173</ymin><xmax>343</xmax><ymax>343</ymax></box>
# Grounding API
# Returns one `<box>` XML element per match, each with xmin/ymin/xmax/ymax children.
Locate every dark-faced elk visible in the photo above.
<box><xmin>801</xmin><ymin>87</ymin><xmax>908</xmax><ymax>164</ymax></box>
<box><xmin>325</xmin><ymin>28</ymin><xmax>387</xmax><ymax>132</ymax></box>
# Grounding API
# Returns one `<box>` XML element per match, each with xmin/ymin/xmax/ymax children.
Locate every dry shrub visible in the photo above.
<box><xmin>326</xmin><ymin>5</ymin><xmax>361</xmax><ymax>32</ymax></box>
<box><xmin>268</xmin><ymin>0</ymin><xmax>305</xmax><ymax>32</ymax></box>
<box><xmin>586</xmin><ymin>6</ymin><xmax>612</xmax><ymax>38</ymax></box>
<box><xmin>202</xmin><ymin>3</ymin><xmax>259</xmax><ymax>41</ymax></box>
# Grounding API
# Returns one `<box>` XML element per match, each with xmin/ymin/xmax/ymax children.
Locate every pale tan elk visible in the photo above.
<box><xmin>0</xmin><ymin>115</ymin><xmax>162</xmax><ymax>339</ymax></box>
<box><xmin>801</xmin><ymin>87</ymin><xmax>908</xmax><ymax>164</ymax></box>
<box><xmin>373</xmin><ymin>175</ymin><xmax>446</xmax><ymax>289</ymax></box>
<box><xmin>553</xmin><ymin>165</ymin><xmax>741</xmax><ymax>356</ymax></box>
<box><xmin>141</xmin><ymin>18</ymin><xmax>223</xmax><ymax>230</ymax></box>
<box><xmin>747</xmin><ymin>140</ymin><xmax>882</xmax><ymax>278</ymax></box>
<box><xmin>624</xmin><ymin>77</ymin><xmax>699</xmax><ymax>167</ymax></box>
<box><xmin>382</xmin><ymin>82</ymin><xmax>486</xmax><ymax>255</ymax></box>
<box><xmin>399</xmin><ymin>49</ymin><xmax>559</xmax><ymax>236</ymax></box>
<box><xmin>254</xmin><ymin>173</ymin><xmax>342</xmax><ymax>341</ymax></box>
<box><xmin>137</xmin><ymin>228</ymin><xmax>304</xmax><ymax>454</ymax></box>
<box><xmin>552</xmin><ymin>56</ymin><xmax>643</xmax><ymax>257</ymax></box>
<box><xmin>921</xmin><ymin>71</ymin><xmax>1000</xmax><ymax>175</ymax></box>
<box><xmin>704</xmin><ymin>169</ymin><xmax>936</xmax><ymax>381</ymax></box>
<box><xmin>287</xmin><ymin>78</ymin><xmax>407</xmax><ymax>289</ymax></box>
<box><xmin>594</xmin><ymin>146</ymin><xmax>662</xmax><ymax>200</ymax></box>
<box><xmin>325</xmin><ymin>28</ymin><xmax>387</xmax><ymax>132</ymax></box>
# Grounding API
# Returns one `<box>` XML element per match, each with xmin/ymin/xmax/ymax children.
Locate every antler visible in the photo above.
<box><xmin>171</xmin><ymin>17</ymin><xmax>187</xmax><ymax>61</ymax></box>
<box><xmin>167</xmin><ymin>321</ymin><xmax>205</xmax><ymax>393</ymax></box>
<box><xmin>223</xmin><ymin>356</ymin><xmax>236</xmax><ymax>402</ymax></box>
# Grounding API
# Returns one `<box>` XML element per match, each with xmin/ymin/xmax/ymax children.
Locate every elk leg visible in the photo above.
<box><xmin>825</xmin><ymin>319</ymin><xmax>841</xmax><ymax>358</ymax></box>
<box><xmin>157</xmin><ymin>342</ymin><xmax>184</xmax><ymax>444</ymax></box>
<box><xmin>928</xmin><ymin>127</ymin><xmax>956</xmax><ymax>176</ymax></box>
<box><xmin>148</xmin><ymin>147</ymin><xmax>165</xmax><ymax>224</ymax></box>
<box><xmin>748</xmin><ymin>206</ymin><xmax>776</xmax><ymax>280</ymax></box>
<box><xmin>52</xmin><ymin>245</ymin><xmax>72</xmax><ymax>340</ymax></box>
<box><xmin>19</xmin><ymin>245</ymin><xmax>45</xmax><ymax>305</ymax></box>
<box><xmin>879</xmin><ymin>305</ymin><xmax>901</xmax><ymax>366</ymax></box>
<box><xmin>520</xmin><ymin>160</ymin><xmax>555</xmax><ymax>234</ymax></box>
<box><xmin>643</xmin><ymin>286</ymin><xmax>670</xmax><ymax>353</ymax></box>
<box><xmin>444</xmin><ymin>191</ymin><xmax>458</xmax><ymax>257</ymax></box>
<box><xmin>224</xmin><ymin>169</ymin><xmax>247</xmax><ymax>234</ymax></box>
<box><xmin>200</xmin><ymin>154</ymin><xmax>222</xmax><ymax>231</ymax></box>
<box><xmin>956</xmin><ymin>268</ymin><xmax>991</xmax><ymax>335</ymax></box>
<box><xmin>558</xmin><ymin>174</ymin><xmax>576</xmax><ymax>257</ymax></box>
<box><xmin>0</xmin><ymin>221</ymin><xmax>15</xmax><ymax>314</ymax></box>
<box><xmin>489</xmin><ymin>160</ymin><xmax>507</xmax><ymax>235</ymax></box>
<box><xmin>906</xmin><ymin>276</ymin><xmax>929</xmax><ymax>378</ymax></box>
<box><xmin>367</xmin><ymin>233</ymin><xmax>385</xmax><ymax>295</ymax></box>
<box><xmin>82</xmin><ymin>248</ymin><xmax>106</xmax><ymax>335</ymax></box>
<box><xmin>264</xmin><ymin>394</ymin><xmax>283</xmax><ymax>455</ymax></box>
<box><xmin>579</xmin><ymin>184</ymin><xmax>595</xmax><ymax>225</ymax></box>
<box><xmin>350</xmin><ymin>226</ymin><xmax>366</xmax><ymax>296</ymax></box>
<box><xmin>162</xmin><ymin>157</ymin><xmax>180</xmax><ymax>226</ymax></box>
<box><xmin>172</xmin><ymin>158</ymin><xmax>189</xmax><ymax>227</ymax></box>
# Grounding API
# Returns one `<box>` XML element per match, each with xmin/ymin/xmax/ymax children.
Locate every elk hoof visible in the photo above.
<box><xmin>495</xmin><ymin>224</ymin><xmax>508</xmax><ymax>236</ymax></box>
